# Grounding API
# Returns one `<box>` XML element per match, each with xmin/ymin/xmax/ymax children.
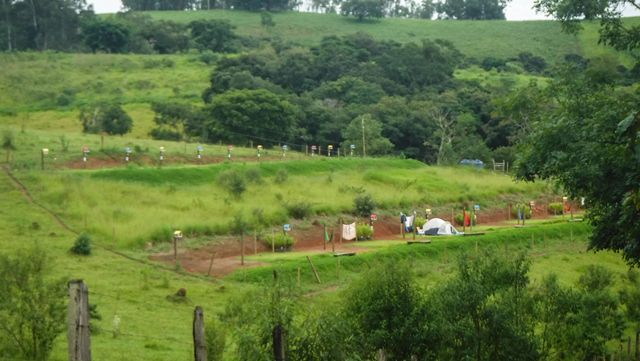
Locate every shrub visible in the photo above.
<box><xmin>354</xmin><ymin>194</ymin><xmax>376</xmax><ymax>217</ymax></box>
<box><xmin>286</xmin><ymin>201</ymin><xmax>312</xmax><ymax>219</ymax></box>
<box><xmin>205</xmin><ymin>318</ymin><xmax>226</xmax><ymax>361</ymax></box>
<box><xmin>274</xmin><ymin>169</ymin><xmax>288</xmax><ymax>184</ymax></box>
<box><xmin>217</xmin><ymin>170</ymin><xmax>246</xmax><ymax>198</ymax></box>
<box><xmin>511</xmin><ymin>204</ymin><xmax>532</xmax><ymax>219</ymax></box>
<box><xmin>414</xmin><ymin>217</ymin><xmax>427</xmax><ymax>229</ymax></box>
<box><xmin>356</xmin><ymin>223</ymin><xmax>373</xmax><ymax>240</ymax></box>
<box><xmin>149</xmin><ymin>226</ymin><xmax>174</xmax><ymax>243</ymax></box>
<box><xmin>263</xmin><ymin>233</ymin><xmax>296</xmax><ymax>250</ymax></box>
<box><xmin>245</xmin><ymin>168</ymin><xmax>262</xmax><ymax>184</ymax></box>
<box><xmin>548</xmin><ymin>202</ymin><xmax>564</xmax><ymax>215</ymax></box>
<box><xmin>0</xmin><ymin>247</ymin><xmax>66</xmax><ymax>361</ymax></box>
<box><xmin>71</xmin><ymin>233</ymin><xmax>92</xmax><ymax>255</ymax></box>
<box><xmin>199</xmin><ymin>51</ymin><xmax>218</xmax><ymax>65</ymax></box>
<box><xmin>454</xmin><ymin>212</ymin><xmax>477</xmax><ymax>226</ymax></box>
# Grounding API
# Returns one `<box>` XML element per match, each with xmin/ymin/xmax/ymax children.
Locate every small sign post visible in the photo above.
<box><xmin>311</xmin><ymin>145</ymin><xmax>317</xmax><ymax>157</ymax></box>
<box><xmin>282</xmin><ymin>145</ymin><xmax>288</xmax><ymax>159</ymax></box>
<box><xmin>196</xmin><ymin>145</ymin><xmax>203</xmax><ymax>160</ymax></box>
<box><xmin>41</xmin><ymin>148</ymin><xmax>49</xmax><ymax>170</ymax></box>
<box><xmin>529</xmin><ymin>201</ymin><xmax>535</xmax><ymax>220</ymax></box>
<box><xmin>159</xmin><ymin>146</ymin><xmax>165</xmax><ymax>167</ymax></box>
<box><xmin>124</xmin><ymin>147</ymin><xmax>132</xmax><ymax>163</ymax></box>
<box><xmin>82</xmin><ymin>145</ymin><xmax>90</xmax><ymax>164</ymax></box>
<box><xmin>370</xmin><ymin>213</ymin><xmax>377</xmax><ymax>239</ymax></box>
<box><xmin>328</xmin><ymin>145</ymin><xmax>333</xmax><ymax>157</ymax></box>
<box><xmin>350</xmin><ymin>144</ymin><xmax>355</xmax><ymax>157</ymax></box>
<box><xmin>425</xmin><ymin>208</ymin><xmax>432</xmax><ymax>220</ymax></box>
<box><xmin>173</xmin><ymin>230</ymin><xmax>183</xmax><ymax>263</ymax></box>
<box><xmin>227</xmin><ymin>145</ymin><xmax>233</xmax><ymax>161</ymax></box>
<box><xmin>257</xmin><ymin>145</ymin><xmax>263</xmax><ymax>160</ymax></box>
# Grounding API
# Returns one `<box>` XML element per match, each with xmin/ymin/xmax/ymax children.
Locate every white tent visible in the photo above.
<box><xmin>417</xmin><ymin>218</ymin><xmax>461</xmax><ymax>236</ymax></box>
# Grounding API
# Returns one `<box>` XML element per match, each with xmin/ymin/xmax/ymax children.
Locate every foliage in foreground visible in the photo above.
<box><xmin>516</xmin><ymin>64</ymin><xmax>640</xmax><ymax>265</ymax></box>
<box><xmin>0</xmin><ymin>247</ymin><xmax>66</xmax><ymax>361</ymax></box>
<box><xmin>219</xmin><ymin>250</ymin><xmax>630</xmax><ymax>360</ymax></box>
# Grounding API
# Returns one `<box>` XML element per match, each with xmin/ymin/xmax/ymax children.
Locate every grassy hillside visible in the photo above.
<box><xmin>12</xmin><ymin>158</ymin><xmax>550</xmax><ymax>248</ymax></box>
<box><xmin>147</xmin><ymin>10</ymin><xmax>584</xmax><ymax>62</ymax></box>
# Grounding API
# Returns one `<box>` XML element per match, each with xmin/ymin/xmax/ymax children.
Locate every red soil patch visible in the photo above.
<box><xmin>150</xmin><ymin>216</ymin><xmax>401</xmax><ymax>277</ymax></box>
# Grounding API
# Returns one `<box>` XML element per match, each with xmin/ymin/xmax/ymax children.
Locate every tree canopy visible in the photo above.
<box><xmin>516</xmin><ymin>65</ymin><xmax>640</xmax><ymax>265</ymax></box>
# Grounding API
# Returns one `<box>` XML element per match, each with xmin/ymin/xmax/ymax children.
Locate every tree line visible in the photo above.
<box><xmin>147</xmin><ymin>32</ymin><xmax>637</xmax><ymax>166</ymax></box>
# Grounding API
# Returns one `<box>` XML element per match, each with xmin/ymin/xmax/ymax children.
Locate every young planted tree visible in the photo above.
<box><xmin>1</xmin><ymin>130</ymin><xmax>16</xmax><ymax>163</ymax></box>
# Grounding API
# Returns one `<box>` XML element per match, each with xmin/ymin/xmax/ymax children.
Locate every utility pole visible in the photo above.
<box><xmin>361</xmin><ymin>115</ymin><xmax>366</xmax><ymax>157</ymax></box>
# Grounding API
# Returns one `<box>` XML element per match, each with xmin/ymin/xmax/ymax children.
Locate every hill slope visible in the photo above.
<box><xmin>148</xmin><ymin>10</ymin><xmax>581</xmax><ymax>62</ymax></box>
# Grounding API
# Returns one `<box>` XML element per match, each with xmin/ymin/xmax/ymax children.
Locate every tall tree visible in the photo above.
<box><xmin>436</xmin><ymin>0</ymin><xmax>509</xmax><ymax>19</ymax></box>
<box><xmin>516</xmin><ymin>65</ymin><xmax>640</xmax><ymax>265</ymax></box>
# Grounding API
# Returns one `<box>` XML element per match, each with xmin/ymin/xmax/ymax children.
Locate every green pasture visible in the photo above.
<box><xmin>12</xmin><ymin>158</ymin><xmax>551</xmax><ymax>248</ymax></box>
<box><xmin>0</xmin><ymin>52</ymin><xmax>210</xmax><ymax>114</ymax></box>
<box><xmin>146</xmin><ymin>10</ymin><xmax>583</xmax><ymax>62</ymax></box>
<box><xmin>2</xmin><ymin>161</ymin><xmax>636</xmax><ymax>361</ymax></box>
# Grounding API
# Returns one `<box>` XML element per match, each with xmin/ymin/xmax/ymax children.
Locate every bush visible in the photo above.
<box><xmin>274</xmin><ymin>169</ymin><xmax>288</xmax><ymax>184</ymax></box>
<box><xmin>0</xmin><ymin>247</ymin><xmax>66</xmax><ymax>361</ymax></box>
<box><xmin>263</xmin><ymin>233</ymin><xmax>296</xmax><ymax>250</ymax></box>
<box><xmin>414</xmin><ymin>217</ymin><xmax>427</xmax><ymax>229</ymax></box>
<box><xmin>286</xmin><ymin>201</ymin><xmax>312</xmax><ymax>219</ymax></box>
<box><xmin>217</xmin><ymin>170</ymin><xmax>246</xmax><ymax>198</ymax></box>
<box><xmin>356</xmin><ymin>223</ymin><xmax>373</xmax><ymax>240</ymax></box>
<box><xmin>354</xmin><ymin>194</ymin><xmax>376</xmax><ymax>217</ymax></box>
<box><xmin>548</xmin><ymin>202</ymin><xmax>564</xmax><ymax>215</ymax></box>
<box><xmin>454</xmin><ymin>212</ymin><xmax>477</xmax><ymax>226</ymax></box>
<box><xmin>71</xmin><ymin>233</ymin><xmax>92</xmax><ymax>255</ymax></box>
<box><xmin>511</xmin><ymin>204</ymin><xmax>532</xmax><ymax>219</ymax></box>
<box><xmin>245</xmin><ymin>168</ymin><xmax>262</xmax><ymax>184</ymax></box>
<box><xmin>206</xmin><ymin>318</ymin><xmax>226</xmax><ymax>361</ymax></box>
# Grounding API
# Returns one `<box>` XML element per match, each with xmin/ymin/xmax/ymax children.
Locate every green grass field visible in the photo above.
<box><xmin>2</xmin><ymin>164</ymin><xmax>636</xmax><ymax>360</ymax></box>
<box><xmin>9</xmin><ymin>158</ymin><xmax>550</xmax><ymax>248</ymax></box>
<box><xmin>147</xmin><ymin>10</ymin><xmax>585</xmax><ymax>62</ymax></box>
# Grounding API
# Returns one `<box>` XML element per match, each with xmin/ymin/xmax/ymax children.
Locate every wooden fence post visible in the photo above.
<box><xmin>241</xmin><ymin>231</ymin><xmax>245</xmax><ymax>266</ymax></box>
<box><xmin>207</xmin><ymin>253</ymin><xmax>216</xmax><ymax>277</ymax></box>
<box><xmin>635</xmin><ymin>330</ymin><xmax>639</xmax><ymax>361</ymax></box>
<box><xmin>193</xmin><ymin>306</ymin><xmax>207</xmax><ymax>361</ymax></box>
<box><xmin>273</xmin><ymin>324</ymin><xmax>285</xmax><ymax>361</ymax></box>
<box><xmin>306</xmin><ymin>256</ymin><xmax>321</xmax><ymax>284</ymax></box>
<box><xmin>68</xmin><ymin>280</ymin><xmax>91</xmax><ymax>361</ymax></box>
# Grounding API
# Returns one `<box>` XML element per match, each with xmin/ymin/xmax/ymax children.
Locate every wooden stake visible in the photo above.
<box><xmin>273</xmin><ymin>325</ymin><xmax>285</xmax><ymax>361</ymax></box>
<box><xmin>207</xmin><ymin>253</ymin><xmax>216</xmax><ymax>276</ymax></box>
<box><xmin>193</xmin><ymin>306</ymin><xmax>207</xmax><ymax>361</ymax></box>
<box><xmin>68</xmin><ymin>280</ymin><xmax>91</xmax><ymax>361</ymax></box>
<box><xmin>531</xmin><ymin>234</ymin><xmax>534</xmax><ymax>249</ymax></box>
<box><xmin>306</xmin><ymin>256</ymin><xmax>321</xmax><ymax>284</ymax></box>
<box><xmin>240</xmin><ymin>231</ymin><xmax>245</xmax><ymax>266</ymax></box>
<box><xmin>173</xmin><ymin>236</ymin><xmax>178</xmax><ymax>263</ymax></box>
